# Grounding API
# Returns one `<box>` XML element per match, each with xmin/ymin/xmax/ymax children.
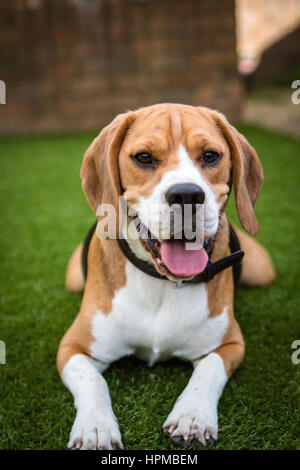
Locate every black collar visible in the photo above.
<box><xmin>81</xmin><ymin>221</ymin><xmax>244</xmax><ymax>289</ymax></box>
<box><xmin>117</xmin><ymin>227</ymin><xmax>244</xmax><ymax>288</ymax></box>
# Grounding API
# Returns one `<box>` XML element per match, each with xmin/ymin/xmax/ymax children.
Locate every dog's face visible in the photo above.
<box><xmin>81</xmin><ymin>104</ymin><xmax>263</xmax><ymax>280</ymax></box>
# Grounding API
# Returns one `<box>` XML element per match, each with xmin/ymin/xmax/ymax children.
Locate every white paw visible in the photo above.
<box><xmin>163</xmin><ymin>396</ymin><xmax>218</xmax><ymax>448</ymax></box>
<box><xmin>68</xmin><ymin>409</ymin><xmax>123</xmax><ymax>450</ymax></box>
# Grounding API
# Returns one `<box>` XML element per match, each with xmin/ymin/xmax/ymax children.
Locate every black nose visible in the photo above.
<box><xmin>166</xmin><ymin>183</ymin><xmax>205</xmax><ymax>206</ymax></box>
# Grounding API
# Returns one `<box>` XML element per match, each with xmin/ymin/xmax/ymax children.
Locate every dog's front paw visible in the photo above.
<box><xmin>68</xmin><ymin>409</ymin><xmax>123</xmax><ymax>450</ymax></box>
<box><xmin>163</xmin><ymin>396</ymin><xmax>218</xmax><ymax>448</ymax></box>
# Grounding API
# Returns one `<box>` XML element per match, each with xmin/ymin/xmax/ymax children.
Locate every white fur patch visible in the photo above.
<box><xmin>90</xmin><ymin>262</ymin><xmax>228</xmax><ymax>366</ymax></box>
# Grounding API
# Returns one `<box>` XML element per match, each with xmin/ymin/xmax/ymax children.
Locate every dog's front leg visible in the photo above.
<box><xmin>57</xmin><ymin>350</ymin><xmax>122</xmax><ymax>450</ymax></box>
<box><xmin>163</xmin><ymin>342</ymin><xmax>244</xmax><ymax>448</ymax></box>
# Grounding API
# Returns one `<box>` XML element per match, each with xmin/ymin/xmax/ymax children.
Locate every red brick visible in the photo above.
<box><xmin>0</xmin><ymin>0</ymin><xmax>241</xmax><ymax>135</ymax></box>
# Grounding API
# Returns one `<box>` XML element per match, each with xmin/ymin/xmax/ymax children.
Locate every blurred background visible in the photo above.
<box><xmin>1</xmin><ymin>1</ymin><xmax>300</xmax><ymax>450</ymax></box>
<box><xmin>0</xmin><ymin>0</ymin><xmax>299</xmax><ymax>136</ymax></box>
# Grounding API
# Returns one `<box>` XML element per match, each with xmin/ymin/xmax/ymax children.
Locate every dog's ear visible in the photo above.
<box><xmin>210</xmin><ymin>110</ymin><xmax>263</xmax><ymax>236</ymax></box>
<box><xmin>80</xmin><ymin>112</ymin><xmax>134</xmax><ymax>212</ymax></box>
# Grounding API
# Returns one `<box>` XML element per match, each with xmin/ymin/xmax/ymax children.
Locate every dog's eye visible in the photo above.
<box><xmin>132</xmin><ymin>152</ymin><xmax>155</xmax><ymax>167</ymax></box>
<box><xmin>201</xmin><ymin>151</ymin><xmax>222</xmax><ymax>166</ymax></box>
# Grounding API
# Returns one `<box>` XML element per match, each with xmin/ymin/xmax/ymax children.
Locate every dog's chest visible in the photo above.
<box><xmin>90</xmin><ymin>262</ymin><xmax>228</xmax><ymax>366</ymax></box>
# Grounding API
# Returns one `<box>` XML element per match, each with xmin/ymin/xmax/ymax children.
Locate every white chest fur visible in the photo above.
<box><xmin>90</xmin><ymin>262</ymin><xmax>228</xmax><ymax>366</ymax></box>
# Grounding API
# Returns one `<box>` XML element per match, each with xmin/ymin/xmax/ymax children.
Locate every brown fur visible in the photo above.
<box><xmin>211</xmin><ymin>110</ymin><xmax>264</xmax><ymax>237</ymax></box>
<box><xmin>65</xmin><ymin>243</ymin><xmax>84</xmax><ymax>293</ymax></box>
<box><xmin>236</xmin><ymin>226</ymin><xmax>276</xmax><ymax>286</ymax></box>
<box><xmin>57</xmin><ymin>233</ymin><xmax>126</xmax><ymax>375</ymax></box>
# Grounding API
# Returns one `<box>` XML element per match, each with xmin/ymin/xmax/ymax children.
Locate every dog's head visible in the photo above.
<box><xmin>81</xmin><ymin>104</ymin><xmax>263</xmax><ymax>280</ymax></box>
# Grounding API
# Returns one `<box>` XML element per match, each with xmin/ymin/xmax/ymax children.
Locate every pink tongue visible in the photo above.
<box><xmin>160</xmin><ymin>240</ymin><xmax>209</xmax><ymax>277</ymax></box>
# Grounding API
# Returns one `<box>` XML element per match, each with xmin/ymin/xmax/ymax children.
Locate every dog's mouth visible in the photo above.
<box><xmin>133</xmin><ymin>217</ymin><xmax>215</xmax><ymax>280</ymax></box>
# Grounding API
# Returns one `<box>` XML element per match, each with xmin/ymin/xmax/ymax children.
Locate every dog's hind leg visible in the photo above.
<box><xmin>65</xmin><ymin>243</ymin><xmax>85</xmax><ymax>293</ymax></box>
<box><xmin>234</xmin><ymin>227</ymin><xmax>276</xmax><ymax>287</ymax></box>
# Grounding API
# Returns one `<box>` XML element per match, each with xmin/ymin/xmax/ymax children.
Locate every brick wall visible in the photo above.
<box><xmin>0</xmin><ymin>0</ymin><xmax>242</xmax><ymax>136</ymax></box>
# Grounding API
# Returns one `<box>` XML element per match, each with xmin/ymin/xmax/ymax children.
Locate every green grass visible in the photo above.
<box><xmin>0</xmin><ymin>125</ymin><xmax>299</xmax><ymax>450</ymax></box>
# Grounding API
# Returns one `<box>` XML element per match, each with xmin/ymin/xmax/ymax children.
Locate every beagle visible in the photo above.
<box><xmin>57</xmin><ymin>103</ymin><xmax>275</xmax><ymax>450</ymax></box>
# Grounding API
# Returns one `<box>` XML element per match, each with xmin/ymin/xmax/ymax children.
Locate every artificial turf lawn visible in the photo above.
<box><xmin>0</xmin><ymin>125</ymin><xmax>299</xmax><ymax>450</ymax></box>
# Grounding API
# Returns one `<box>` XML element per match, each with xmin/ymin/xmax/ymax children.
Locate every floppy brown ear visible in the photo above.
<box><xmin>80</xmin><ymin>112</ymin><xmax>134</xmax><ymax>213</ymax></box>
<box><xmin>211</xmin><ymin>111</ymin><xmax>263</xmax><ymax>236</ymax></box>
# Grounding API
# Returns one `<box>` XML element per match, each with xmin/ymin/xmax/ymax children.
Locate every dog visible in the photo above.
<box><xmin>57</xmin><ymin>103</ymin><xmax>275</xmax><ymax>450</ymax></box>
